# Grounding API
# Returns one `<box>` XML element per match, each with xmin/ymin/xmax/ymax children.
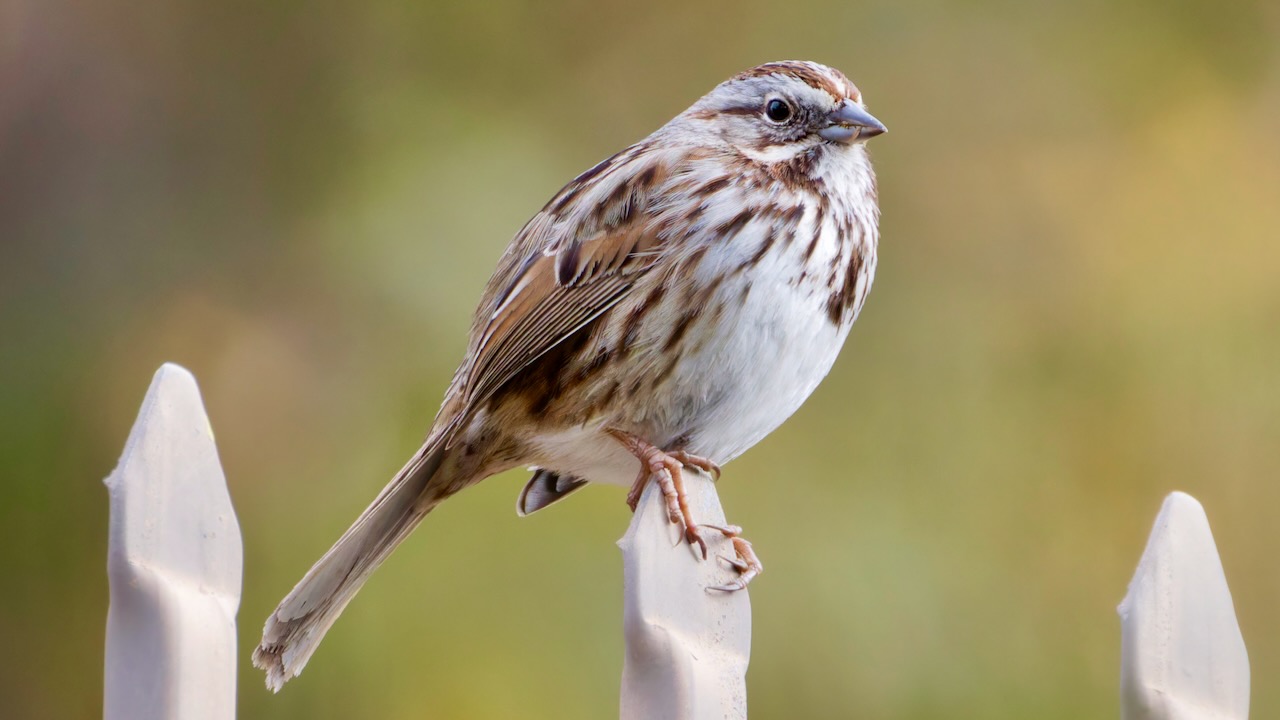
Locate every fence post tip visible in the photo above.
<box><xmin>618</xmin><ymin>470</ymin><xmax>750</xmax><ymax>720</ymax></box>
<box><xmin>104</xmin><ymin>363</ymin><xmax>242</xmax><ymax>720</ymax></box>
<box><xmin>1118</xmin><ymin>491</ymin><xmax>1249</xmax><ymax>720</ymax></box>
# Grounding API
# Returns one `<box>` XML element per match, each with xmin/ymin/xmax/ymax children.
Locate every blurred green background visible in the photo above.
<box><xmin>2</xmin><ymin>0</ymin><xmax>1277</xmax><ymax>717</ymax></box>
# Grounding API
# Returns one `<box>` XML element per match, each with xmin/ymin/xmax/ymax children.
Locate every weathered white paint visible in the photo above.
<box><xmin>104</xmin><ymin>364</ymin><xmax>242</xmax><ymax>720</ymax></box>
<box><xmin>619</xmin><ymin>469</ymin><xmax>751</xmax><ymax>720</ymax></box>
<box><xmin>1119</xmin><ymin>492</ymin><xmax>1249</xmax><ymax>720</ymax></box>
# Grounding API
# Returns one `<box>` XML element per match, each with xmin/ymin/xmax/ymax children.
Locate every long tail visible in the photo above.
<box><xmin>253</xmin><ymin>439</ymin><xmax>451</xmax><ymax>691</ymax></box>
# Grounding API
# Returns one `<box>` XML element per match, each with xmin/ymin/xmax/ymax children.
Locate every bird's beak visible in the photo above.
<box><xmin>818</xmin><ymin>100</ymin><xmax>887</xmax><ymax>143</ymax></box>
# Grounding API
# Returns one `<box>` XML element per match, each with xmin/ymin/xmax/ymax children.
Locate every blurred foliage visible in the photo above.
<box><xmin>2</xmin><ymin>0</ymin><xmax>1278</xmax><ymax>717</ymax></box>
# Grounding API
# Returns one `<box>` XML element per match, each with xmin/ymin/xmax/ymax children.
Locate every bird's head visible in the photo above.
<box><xmin>681</xmin><ymin>61</ymin><xmax>886</xmax><ymax>165</ymax></box>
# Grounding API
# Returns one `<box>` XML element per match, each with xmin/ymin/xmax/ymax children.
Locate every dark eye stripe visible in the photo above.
<box><xmin>714</xmin><ymin>105</ymin><xmax>766</xmax><ymax>117</ymax></box>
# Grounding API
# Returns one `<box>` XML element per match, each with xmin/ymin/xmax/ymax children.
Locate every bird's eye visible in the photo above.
<box><xmin>764</xmin><ymin>98</ymin><xmax>793</xmax><ymax>123</ymax></box>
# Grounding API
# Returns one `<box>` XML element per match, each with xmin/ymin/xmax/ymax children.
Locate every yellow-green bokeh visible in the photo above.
<box><xmin>1</xmin><ymin>0</ymin><xmax>1277</xmax><ymax>717</ymax></box>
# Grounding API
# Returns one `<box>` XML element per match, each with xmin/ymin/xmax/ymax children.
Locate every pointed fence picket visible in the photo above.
<box><xmin>104</xmin><ymin>364</ymin><xmax>242</xmax><ymax>720</ymax></box>
<box><xmin>1118</xmin><ymin>492</ymin><xmax>1250</xmax><ymax>719</ymax></box>
<box><xmin>102</xmin><ymin>364</ymin><xmax>1251</xmax><ymax>718</ymax></box>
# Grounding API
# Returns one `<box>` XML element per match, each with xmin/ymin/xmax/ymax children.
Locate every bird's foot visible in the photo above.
<box><xmin>668</xmin><ymin>451</ymin><xmax>722</xmax><ymax>481</ymax></box>
<box><xmin>608</xmin><ymin>430</ymin><xmax>760</xmax><ymax>590</ymax></box>
<box><xmin>610</xmin><ymin>430</ymin><xmax>720</xmax><ymax>561</ymax></box>
<box><xmin>702</xmin><ymin>525</ymin><xmax>763</xmax><ymax>592</ymax></box>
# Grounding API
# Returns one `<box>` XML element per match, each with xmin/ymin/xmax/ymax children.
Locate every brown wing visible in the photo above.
<box><xmin>442</xmin><ymin>144</ymin><xmax>674</xmax><ymax>419</ymax></box>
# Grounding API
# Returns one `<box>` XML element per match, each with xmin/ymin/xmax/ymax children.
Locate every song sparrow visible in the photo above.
<box><xmin>255</xmin><ymin>60</ymin><xmax>885</xmax><ymax>690</ymax></box>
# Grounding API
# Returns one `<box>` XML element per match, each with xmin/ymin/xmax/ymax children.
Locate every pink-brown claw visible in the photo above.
<box><xmin>701</xmin><ymin>523</ymin><xmax>743</xmax><ymax>537</ymax></box>
<box><xmin>608</xmin><ymin>428</ymin><xmax>734</xmax><ymax>571</ymax></box>
<box><xmin>707</xmin><ymin>536</ymin><xmax>762</xmax><ymax>592</ymax></box>
<box><xmin>685</xmin><ymin>525</ymin><xmax>710</xmax><ymax>560</ymax></box>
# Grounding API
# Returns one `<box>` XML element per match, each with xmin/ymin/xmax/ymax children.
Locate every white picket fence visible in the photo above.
<box><xmin>102</xmin><ymin>364</ymin><xmax>1251</xmax><ymax>719</ymax></box>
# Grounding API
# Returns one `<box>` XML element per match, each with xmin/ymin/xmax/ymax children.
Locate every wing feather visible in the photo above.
<box><xmin>453</xmin><ymin>146</ymin><xmax>675</xmax><ymax>412</ymax></box>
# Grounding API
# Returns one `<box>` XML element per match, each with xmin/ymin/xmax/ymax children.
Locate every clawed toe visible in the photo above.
<box><xmin>610</xmin><ymin>429</ymin><xmax>758</xmax><ymax>586</ymax></box>
<box><xmin>684</xmin><ymin>524</ymin><xmax>710</xmax><ymax>560</ymax></box>
<box><xmin>669</xmin><ymin>451</ymin><xmax>722</xmax><ymax>481</ymax></box>
<box><xmin>701</xmin><ymin>523</ymin><xmax>743</xmax><ymax>537</ymax></box>
<box><xmin>625</xmin><ymin>480</ymin><xmax>644</xmax><ymax>512</ymax></box>
<box><xmin>707</xmin><ymin>536</ymin><xmax>762</xmax><ymax>593</ymax></box>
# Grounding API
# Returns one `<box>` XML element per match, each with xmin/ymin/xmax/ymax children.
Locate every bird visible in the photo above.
<box><xmin>254</xmin><ymin>60</ymin><xmax>885</xmax><ymax>691</ymax></box>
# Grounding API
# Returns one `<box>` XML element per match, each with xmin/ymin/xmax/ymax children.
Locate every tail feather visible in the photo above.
<box><xmin>516</xmin><ymin>469</ymin><xmax>588</xmax><ymax>516</ymax></box>
<box><xmin>253</xmin><ymin>441</ymin><xmax>448</xmax><ymax>691</ymax></box>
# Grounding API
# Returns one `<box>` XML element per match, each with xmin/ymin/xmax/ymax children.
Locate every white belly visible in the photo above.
<box><xmin>528</xmin><ymin>165</ymin><xmax>877</xmax><ymax>487</ymax></box>
<box><xmin>657</xmin><ymin>259</ymin><xmax>854</xmax><ymax>463</ymax></box>
<box><xmin>531</xmin><ymin>247</ymin><xmax>867</xmax><ymax>487</ymax></box>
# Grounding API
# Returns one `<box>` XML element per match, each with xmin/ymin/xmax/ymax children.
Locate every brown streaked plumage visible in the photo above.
<box><xmin>733</xmin><ymin>61</ymin><xmax>861</xmax><ymax>101</ymax></box>
<box><xmin>254</xmin><ymin>60</ymin><xmax>886</xmax><ymax>691</ymax></box>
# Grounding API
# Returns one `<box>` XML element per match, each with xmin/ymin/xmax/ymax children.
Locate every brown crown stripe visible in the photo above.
<box><xmin>733</xmin><ymin>62</ymin><xmax>858</xmax><ymax>101</ymax></box>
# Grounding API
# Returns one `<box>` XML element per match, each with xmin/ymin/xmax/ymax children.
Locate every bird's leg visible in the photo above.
<box><xmin>609</xmin><ymin>430</ymin><xmax>762</xmax><ymax>591</ymax></box>
<box><xmin>608</xmin><ymin>429</ymin><xmax>717</xmax><ymax>560</ymax></box>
